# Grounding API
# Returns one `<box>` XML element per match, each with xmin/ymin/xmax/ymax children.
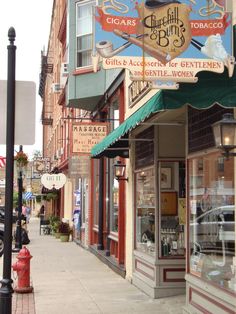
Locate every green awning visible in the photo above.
<box><xmin>91</xmin><ymin>91</ymin><xmax>164</xmax><ymax>158</ymax></box>
<box><xmin>91</xmin><ymin>70</ymin><xmax>236</xmax><ymax>158</ymax></box>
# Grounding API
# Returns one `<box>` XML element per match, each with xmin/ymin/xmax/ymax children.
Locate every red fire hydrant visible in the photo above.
<box><xmin>12</xmin><ymin>246</ymin><xmax>33</xmax><ymax>293</ymax></box>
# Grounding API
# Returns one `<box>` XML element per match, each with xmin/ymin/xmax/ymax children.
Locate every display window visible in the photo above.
<box><xmin>135</xmin><ymin>167</ymin><xmax>156</xmax><ymax>256</ymax></box>
<box><xmin>107</xmin><ymin>158</ymin><xmax>119</xmax><ymax>233</ymax></box>
<box><xmin>93</xmin><ymin>159</ymin><xmax>99</xmax><ymax>226</ymax></box>
<box><xmin>188</xmin><ymin>153</ymin><xmax>235</xmax><ymax>292</ymax></box>
<box><xmin>160</xmin><ymin>161</ymin><xmax>186</xmax><ymax>258</ymax></box>
<box><xmin>107</xmin><ymin>100</ymin><xmax>120</xmax><ymax>233</ymax></box>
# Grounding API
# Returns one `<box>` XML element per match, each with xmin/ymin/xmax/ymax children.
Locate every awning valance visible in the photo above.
<box><xmin>91</xmin><ymin>70</ymin><xmax>236</xmax><ymax>158</ymax></box>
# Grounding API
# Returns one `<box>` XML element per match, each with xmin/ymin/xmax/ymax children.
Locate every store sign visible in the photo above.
<box><xmin>69</xmin><ymin>155</ymin><xmax>90</xmax><ymax>178</ymax></box>
<box><xmin>30</xmin><ymin>178</ymin><xmax>42</xmax><ymax>194</ymax></box>
<box><xmin>41</xmin><ymin>173</ymin><xmax>67</xmax><ymax>190</ymax></box>
<box><xmin>33</xmin><ymin>157</ymin><xmax>51</xmax><ymax>177</ymax></box>
<box><xmin>72</xmin><ymin>123</ymin><xmax>108</xmax><ymax>154</ymax></box>
<box><xmin>94</xmin><ymin>0</ymin><xmax>234</xmax><ymax>86</ymax></box>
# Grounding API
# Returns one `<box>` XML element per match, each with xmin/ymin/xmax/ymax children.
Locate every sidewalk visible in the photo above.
<box><xmin>8</xmin><ymin>218</ymin><xmax>185</xmax><ymax>313</ymax></box>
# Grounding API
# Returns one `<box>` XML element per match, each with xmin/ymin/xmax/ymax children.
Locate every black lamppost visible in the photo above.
<box><xmin>13</xmin><ymin>145</ymin><xmax>24</xmax><ymax>252</ymax></box>
<box><xmin>0</xmin><ymin>27</ymin><xmax>16</xmax><ymax>313</ymax></box>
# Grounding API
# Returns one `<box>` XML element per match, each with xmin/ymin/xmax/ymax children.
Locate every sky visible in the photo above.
<box><xmin>0</xmin><ymin>0</ymin><xmax>53</xmax><ymax>158</ymax></box>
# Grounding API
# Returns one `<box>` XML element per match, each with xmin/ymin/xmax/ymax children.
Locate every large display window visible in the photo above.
<box><xmin>135</xmin><ymin>167</ymin><xmax>155</xmax><ymax>256</ymax></box>
<box><xmin>160</xmin><ymin>161</ymin><xmax>185</xmax><ymax>258</ymax></box>
<box><xmin>108</xmin><ymin>158</ymin><xmax>119</xmax><ymax>233</ymax></box>
<box><xmin>93</xmin><ymin>159</ymin><xmax>99</xmax><ymax>226</ymax></box>
<box><xmin>189</xmin><ymin>153</ymin><xmax>235</xmax><ymax>292</ymax></box>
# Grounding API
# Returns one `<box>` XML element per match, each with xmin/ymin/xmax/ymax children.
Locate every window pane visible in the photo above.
<box><xmin>135</xmin><ymin>167</ymin><xmax>155</xmax><ymax>256</ymax></box>
<box><xmin>77</xmin><ymin>50</ymin><xmax>92</xmax><ymax>67</ymax></box>
<box><xmin>189</xmin><ymin>153</ymin><xmax>235</xmax><ymax>292</ymax></box>
<box><xmin>160</xmin><ymin>161</ymin><xmax>185</xmax><ymax>258</ymax></box>
<box><xmin>77</xmin><ymin>3</ymin><xmax>91</xmax><ymax>18</ymax></box>
<box><xmin>111</xmin><ymin>171</ymin><xmax>119</xmax><ymax>233</ymax></box>
<box><xmin>93</xmin><ymin>159</ymin><xmax>99</xmax><ymax>226</ymax></box>
<box><xmin>77</xmin><ymin>3</ymin><xmax>93</xmax><ymax>35</ymax></box>
<box><xmin>77</xmin><ymin>35</ymin><xmax>92</xmax><ymax>51</ymax></box>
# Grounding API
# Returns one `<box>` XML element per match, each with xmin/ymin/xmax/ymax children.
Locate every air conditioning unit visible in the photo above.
<box><xmin>51</xmin><ymin>83</ymin><xmax>61</xmax><ymax>93</ymax></box>
<box><xmin>61</xmin><ymin>63</ymin><xmax>68</xmax><ymax>77</ymax></box>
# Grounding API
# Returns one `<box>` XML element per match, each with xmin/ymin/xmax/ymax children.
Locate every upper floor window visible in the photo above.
<box><xmin>76</xmin><ymin>1</ymin><xmax>95</xmax><ymax>68</ymax></box>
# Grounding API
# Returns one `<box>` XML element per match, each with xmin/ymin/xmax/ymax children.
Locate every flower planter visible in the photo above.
<box><xmin>60</xmin><ymin>234</ymin><xmax>69</xmax><ymax>242</ymax></box>
<box><xmin>55</xmin><ymin>232</ymin><xmax>61</xmax><ymax>239</ymax></box>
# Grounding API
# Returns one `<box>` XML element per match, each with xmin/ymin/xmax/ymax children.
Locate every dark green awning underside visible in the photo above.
<box><xmin>91</xmin><ymin>70</ymin><xmax>236</xmax><ymax>158</ymax></box>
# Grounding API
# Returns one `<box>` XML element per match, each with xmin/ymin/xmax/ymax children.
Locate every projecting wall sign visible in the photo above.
<box><xmin>94</xmin><ymin>0</ymin><xmax>234</xmax><ymax>86</ymax></box>
<box><xmin>72</xmin><ymin>123</ymin><xmax>108</xmax><ymax>155</ymax></box>
<box><xmin>41</xmin><ymin>173</ymin><xmax>67</xmax><ymax>190</ymax></box>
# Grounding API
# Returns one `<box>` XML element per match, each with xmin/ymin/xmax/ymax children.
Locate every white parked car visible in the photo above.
<box><xmin>191</xmin><ymin>205</ymin><xmax>235</xmax><ymax>255</ymax></box>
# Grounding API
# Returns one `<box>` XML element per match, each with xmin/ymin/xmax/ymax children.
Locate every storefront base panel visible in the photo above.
<box><xmin>132</xmin><ymin>254</ymin><xmax>186</xmax><ymax>298</ymax></box>
<box><xmin>184</xmin><ymin>274</ymin><xmax>236</xmax><ymax>314</ymax></box>
<box><xmin>133</xmin><ymin>272</ymin><xmax>186</xmax><ymax>299</ymax></box>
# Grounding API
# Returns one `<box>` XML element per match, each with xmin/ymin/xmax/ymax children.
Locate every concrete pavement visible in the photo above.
<box><xmin>3</xmin><ymin>218</ymin><xmax>186</xmax><ymax>313</ymax></box>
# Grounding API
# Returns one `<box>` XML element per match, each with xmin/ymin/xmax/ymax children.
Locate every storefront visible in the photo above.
<box><xmin>91</xmin><ymin>70</ymin><xmax>236</xmax><ymax>304</ymax></box>
<box><xmin>184</xmin><ymin>106</ymin><xmax>236</xmax><ymax>313</ymax></box>
<box><xmin>89</xmin><ymin>73</ymin><xmax>127</xmax><ymax>276</ymax></box>
<box><xmin>131</xmin><ymin>117</ymin><xmax>186</xmax><ymax>298</ymax></box>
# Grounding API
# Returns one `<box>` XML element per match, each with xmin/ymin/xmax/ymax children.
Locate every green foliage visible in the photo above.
<box><xmin>13</xmin><ymin>192</ymin><xmax>18</xmax><ymax>208</ymax></box>
<box><xmin>13</xmin><ymin>192</ymin><xmax>27</xmax><ymax>208</ymax></box>
<box><xmin>33</xmin><ymin>150</ymin><xmax>42</xmax><ymax>158</ymax></box>
<box><xmin>49</xmin><ymin>215</ymin><xmax>60</xmax><ymax>233</ymax></box>
<box><xmin>35</xmin><ymin>195</ymin><xmax>42</xmax><ymax>203</ymax></box>
<box><xmin>46</xmin><ymin>192</ymin><xmax>58</xmax><ymax>201</ymax></box>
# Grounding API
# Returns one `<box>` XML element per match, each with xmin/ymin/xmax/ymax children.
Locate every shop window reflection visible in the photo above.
<box><xmin>189</xmin><ymin>153</ymin><xmax>235</xmax><ymax>292</ymax></box>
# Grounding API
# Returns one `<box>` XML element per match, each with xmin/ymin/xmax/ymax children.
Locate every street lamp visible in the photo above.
<box><xmin>113</xmin><ymin>160</ymin><xmax>128</xmax><ymax>181</ymax></box>
<box><xmin>13</xmin><ymin>145</ymin><xmax>26</xmax><ymax>252</ymax></box>
<box><xmin>0</xmin><ymin>27</ymin><xmax>16</xmax><ymax>313</ymax></box>
<box><xmin>212</xmin><ymin>113</ymin><xmax>236</xmax><ymax>158</ymax></box>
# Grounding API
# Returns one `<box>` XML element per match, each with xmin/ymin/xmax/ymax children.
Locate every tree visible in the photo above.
<box><xmin>32</xmin><ymin>150</ymin><xmax>42</xmax><ymax>158</ymax></box>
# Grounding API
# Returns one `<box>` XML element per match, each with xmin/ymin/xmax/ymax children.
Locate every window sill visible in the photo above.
<box><xmin>73</xmin><ymin>66</ymin><xmax>100</xmax><ymax>76</ymax></box>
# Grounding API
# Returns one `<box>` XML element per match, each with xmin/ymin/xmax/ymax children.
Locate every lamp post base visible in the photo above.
<box><xmin>0</xmin><ymin>278</ymin><xmax>14</xmax><ymax>313</ymax></box>
<box><xmin>12</xmin><ymin>247</ymin><xmax>20</xmax><ymax>253</ymax></box>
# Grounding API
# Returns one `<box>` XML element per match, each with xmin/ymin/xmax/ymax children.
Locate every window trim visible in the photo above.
<box><xmin>76</xmin><ymin>0</ymin><xmax>95</xmax><ymax>69</ymax></box>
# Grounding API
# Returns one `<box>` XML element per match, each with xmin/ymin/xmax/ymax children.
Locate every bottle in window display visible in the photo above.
<box><xmin>163</xmin><ymin>238</ymin><xmax>169</xmax><ymax>256</ymax></box>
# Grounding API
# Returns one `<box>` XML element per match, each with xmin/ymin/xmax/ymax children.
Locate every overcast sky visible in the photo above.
<box><xmin>0</xmin><ymin>0</ymin><xmax>53</xmax><ymax>158</ymax></box>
